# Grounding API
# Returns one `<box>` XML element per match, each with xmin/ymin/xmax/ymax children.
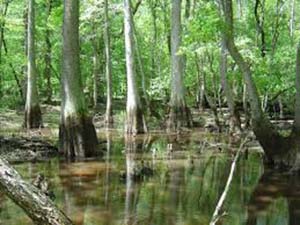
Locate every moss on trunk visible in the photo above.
<box><xmin>59</xmin><ymin>114</ymin><xmax>98</xmax><ymax>158</ymax></box>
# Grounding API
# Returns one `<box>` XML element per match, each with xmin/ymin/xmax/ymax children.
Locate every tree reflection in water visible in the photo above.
<box><xmin>246</xmin><ymin>169</ymin><xmax>300</xmax><ymax>225</ymax></box>
<box><xmin>0</xmin><ymin>134</ymin><xmax>300</xmax><ymax>225</ymax></box>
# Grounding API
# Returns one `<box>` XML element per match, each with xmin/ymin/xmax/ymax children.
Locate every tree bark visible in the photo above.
<box><xmin>254</xmin><ymin>0</ymin><xmax>266</xmax><ymax>57</ymax></box>
<box><xmin>0</xmin><ymin>158</ymin><xmax>73</xmax><ymax>225</ymax></box>
<box><xmin>195</xmin><ymin>53</ymin><xmax>206</xmax><ymax>110</ymax></box>
<box><xmin>91</xmin><ymin>34</ymin><xmax>101</xmax><ymax>109</ymax></box>
<box><xmin>220</xmin><ymin>39</ymin><xmax>242</xmax><ymax>133</ymax></box>
<box><xmin>167</xmin><ymin>0</ymin><xmax>192</xmax><ymax>132</ymax></box>
<box><xmin>59</xmin><ymin>0</ymin><xmax>98</xmax><ymax>158</ymax></box>
<box><xmin>133</xmin><ymin>26</ymin><xmax>149</xmax><ymax>111</ymax></box>
<box><xmin>289</xmin><ymin>0</ymin><xmax>295</xmax><ymax>41</ymax></box>
<box><xmin>293</xmin><ymin>43</ymin><xmax>300</xmax><ymax>133</ymax></box>
<box><xmin>242</xmin><ymin>83</ymin><xmax>251</xmax><ymax>128</ymax></box>
<box><xmin>2</xmin><ymin>37</ymin><xmax>24</xmax><ymax>100</ymax></box>
<box><xmin>124</xmin><ymin>0</ymin><xmax>147</xmax><ymax>135</ymax></box>
<box><xmin>24</xmin><ymin>0</ymin><xmax>43</xmax><ymax>129</ymax></box>
<box><xmin>44</xmin><ymin>0</ymin><xmax>53</xmax><ymax>104</ymax></box>
<box><xmin>104</xmin><ymin>0</ymin><xmax>113</xmax><ymax>127</ymax></box>
<box><xmin>0</xmin><ymin>1</ymin><xmax>9</xmax><ymax>100</ymax></box>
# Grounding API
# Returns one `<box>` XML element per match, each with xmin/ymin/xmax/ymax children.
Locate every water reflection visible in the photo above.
<box><xmin>0</xmin><ymin>133</ymin><xmax>299</xmax><ymax>225</ymax></box>
<box><xmin>246</xmin><ymin>170</ymin><xmax>300</xmax><ymax>225</ymax></box>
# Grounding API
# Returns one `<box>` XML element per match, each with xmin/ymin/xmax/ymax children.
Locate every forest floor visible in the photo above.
<box><xmin>1</xmin><ymin>104</ymin><xmax>290</xmax><ymax>163</ymax></box>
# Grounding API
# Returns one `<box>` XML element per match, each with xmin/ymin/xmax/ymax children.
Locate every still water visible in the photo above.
<box><xmin>0</xmin><ymin>131</ymin><xmax>299</xmax><ymax>225</ymax></box>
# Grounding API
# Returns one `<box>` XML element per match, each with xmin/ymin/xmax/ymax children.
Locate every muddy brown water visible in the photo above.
<box><xmin>0</xmin><ymin>131</ymin><xmax>299</xmax><ymax>225</ymax></box>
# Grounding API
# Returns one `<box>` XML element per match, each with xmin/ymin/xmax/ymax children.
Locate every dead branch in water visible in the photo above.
<box><xmin>209</xmin><ymin>136</ymin><xmax>249</xmax><ymax>225</ymax></box>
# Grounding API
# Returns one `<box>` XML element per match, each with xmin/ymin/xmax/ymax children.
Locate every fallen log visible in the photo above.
<box><xmin>0</xmin><ymin>158</ymin><xmax>73</xmax><ymax>225</ymax></box>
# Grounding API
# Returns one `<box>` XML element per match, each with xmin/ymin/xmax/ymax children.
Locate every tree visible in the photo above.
<box><xmin>104</xmin><ymin>0</ymin><xmax>113</xmax><ymax>126</ymax></box>
<box><xmin>124</xmin><ymin>0</ymin><xmax>147</xmax><ymax>135</ymax></box>
<box><xmin>167</xmin><ymin>0</ymin><xmax>192</xmax><ymax>132</ymax></box>
<box><xmin>24</xmin><ymin>0</ymin><xmax>42</xmax><ymax>129</ymax></box>
<box><xmin>221</xmin><ymin>0</ymin><xmax>300</xmax><ymax>169</ymax></box>
<box><xmin>59</xmin><ymin>0</ymin><xmax>98</xmax><ymax>158</ymax></box>
<box><xmin>0</xmin><ymin>158</ymin><xmax>73</xmax><ymax>225</ymax></box>
<box><xmin>43</xmin><ymin>0</ymin><xmax>53</xmax><ymax>104</ymax></box>
<box><xmin>220</xmin><ymin>39</ymin><xmax>242</xmax><ymax>133</ymax></box>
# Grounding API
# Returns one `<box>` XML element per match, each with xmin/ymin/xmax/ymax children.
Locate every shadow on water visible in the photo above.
<box><xmin>0</xmin><ymin>131</ymin><xmax>299</xmax><ymax>225</ymax></box>
<box><xmin>246</xmin><ymin>169</ymin><xmax>300</xmax><ymax>225</ymax></box>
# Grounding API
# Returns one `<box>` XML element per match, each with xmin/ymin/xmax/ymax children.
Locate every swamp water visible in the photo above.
<box><xmin>0</xmin><ymin>131</ymin><xmax>299</xmax><ymax>225</ymax></box>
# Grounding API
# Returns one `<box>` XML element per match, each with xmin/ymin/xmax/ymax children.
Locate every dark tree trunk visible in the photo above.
<box><xmin>0</xmin><ymin>158</ymin><xmax>73</xmax><ymax>225</ymax></box>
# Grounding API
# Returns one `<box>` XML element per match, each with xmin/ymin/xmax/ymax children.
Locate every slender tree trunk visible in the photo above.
<box><xmin>91</xmin><ymin>36</ymin><xmax>101</xmax><ymax>109</ymax></box>
<box><xmin>44</xmin><ymin>0</ymin><xmax>53</xmax><ymax>104</ymax></box>
<box><xmin>0</xmin><ymin>158</ymin><xmax>73</xmax><ymax>225</ymax></box>
<box><xmin>104</xmin><ymin>0</ymin><xmax>113</xmax><ymax>126</ymax></box>
<box><xmin>207</xmin><ymin>51</ymin><xmax>222</xmax><ymax>131</ymax></box>
<box><xmin>59</xmin><ymin>0</ymin><xmax>98</xmax><ymax>158</ymax></box>
<box><xmin>289</xmin><ymin>0</ymin><xmax>295</xmax><ymax>41</ymax></box>
<box><xmin>220</xmin><ymin>39</ymin><xmax>242</xmax><ymax>133</ymax></box>
<box><xmin>124</xmin><ymin>0</ymin><xmax>147</xmax><ymax>135</ymax></box>
<box><xmin>0</xmin><ymin>0</ymin><xmax>10</xmax><ymax>100</ymax></box>
<box><xmin>254</xmin><ymin>0</ymin><xmax>266</xmax><ymax>57</ymax></box>
<box><xmin>293</xmin><ymin>43</ymin><xmax>300</xmax><ymax>134</ymax></box>
<box><xmin>221</xmin><ymin>0</ymin><xmax>288</xmax><ymax>165</ymax></box>
<box><xmin>2</xmin><ymin>38</ymin><xmax>24</xmax><ymax>100</ymax></box>
<box><xmin>150</xmin><ymin>0</ymin><xmax>158</xmax><ymax>80</ymax></box>
<box><xmin>167</xmin><ymin>0</ymin><xmax>192</xmax><ymax>132</ymax></box>
<box><xmin>195</xmin><ymin>53</ymin><xmax>206</xmax><ymax>110</ymax></box>
<box><xmin>0</xmin><ymin>1</ymin><xmax>9</xmax><ymax>100</ymax></box>
<box><xmin>133</xmin><ymin>28</ymin><xmax>149</xmax><ymax>110</ymax></box>
<box><xmin>22</xmin><ymin>6</ymin><xmax>28</xmax><ymax>100</ymax></box>
<box><xmin>237</xmin><ymin>0</ymin><xmax>243</xmax><ymax>19</ymax></box>
<box><xmin>24</xmin><ymin>0</ymin><xmax>43</xmax><ymax>129</ymax></box>
<box><xmin>278</xmin><ymin>96</ymin><xmax>284</xmax><ymax>119</ymax></box>
<box><xmin>243</xmin><ymin>83</ymin><xmax>250</xmax><ymax>128</ymax></box>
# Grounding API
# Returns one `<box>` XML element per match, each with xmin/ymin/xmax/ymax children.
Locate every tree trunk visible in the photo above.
<box><xmin>236</xmin><ymin>0</ymin><xmax>243</xmax><ymax>19</ymax></box>
<box><xmin>254</xmin><ymin>0</ymin><xmax>266</xmax><ymax>57</ymax></box>
<box><xmin>124</xmin><ymin>0</ymin><xmax>147</xmax><ymax>135</ymax></box>
<box><xmin>293</xmin><ymin>43</ymin><xmax>300</xmax><ymax>134</ymax></box>
<box><xmin>2</xmin><ymin>38</ymin><xmax>24</xmax><ymax>100</ymax></box>
<box><xmin>0</xmin><ymin>158</ymin><xmax>73</xmax><ymax>225</ymax></box>
<box><xmin>220</xmin><ymin>39</ymin><xmax>242</xmax><ymax>133</ymax></box>
<box><xmin>242</xmin><ymin>83</ymin><xmax>251</xmax><ymax>128</ymax></box>
<box><xmin>104</xmin><ymin>0</ymin><xmax>113</xmax><ymax>126</ymax></box>
<box><xmin>133</xmin><ymin>27</ymin><xmax>149</xmax><ymax>111</ymax></box>
<box><xmin>195</xmin><ymin>53</ymin><xmax>206</xmax><ymax>110</ymax></box>
<box><xmin>289</xmin><ymin>0</ymin><xmax>295</xmax><ymax>41</ymax></box>
<box><xmin>92</xmin><ymin>36</ymin><xmax>101</xmax><ymax>109</ymax></box>
<box><xmin>167</xmin><ymin>0</ymin><xmax>192</xmax><ymax>132</ymax></box>
<box><xmin>221</xmin><ymin>0</ymin><xmax>289</xmax><ymax>166</ymax></box>
<box><xmin>44</xmin><ymin>0</ymin><xmax>53</xmax><ymax>104</ymax></box>
<box><xmin>24</xmin><ymin>0</ymin><xmax>43</xmax><ymax>129</ymax></box>
<box><xmin>59</xmin><ymin>0</ymin><xmax>98</xmax><ymax>158</ymax></box>
<box><xmin>0</xmin><ymin>1</ymin><xmax>9</xmax><ymax>100</ymax></box>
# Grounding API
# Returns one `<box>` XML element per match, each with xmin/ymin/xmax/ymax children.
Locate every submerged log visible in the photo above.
<box><xmin>0</xmin><ymin>158</ymin><xmax>73</xmax><ymax>225</ymax></box>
